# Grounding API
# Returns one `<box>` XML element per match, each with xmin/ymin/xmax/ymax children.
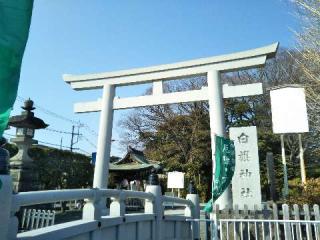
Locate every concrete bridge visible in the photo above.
<box><xmin>0</xmin><ymin>174</ymin><xmax>200</xmax><ymax>240</ymax></box>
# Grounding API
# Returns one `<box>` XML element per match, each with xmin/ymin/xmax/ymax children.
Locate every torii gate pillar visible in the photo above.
<box><xmin>93</xmin><ymin>84</ymin><xmax>115</xmax><ymax>189</ymax></box>
<box><xmin>207</xmin><ymin>70</ymin><xmax>231</xmax><ymax>208</ymax></box>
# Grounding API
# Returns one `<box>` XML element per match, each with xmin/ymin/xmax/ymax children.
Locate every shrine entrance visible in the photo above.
<box><xmin>63</xmin><ymin>43</ymin><xmax>278</xmax><ymax>208</ymax></box>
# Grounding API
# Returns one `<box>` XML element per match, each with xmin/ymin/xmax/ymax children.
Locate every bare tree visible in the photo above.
<box><xmin>291</xmin><ymin>0</ymin><xmax>320</xmax><ymax>131</ymax></box>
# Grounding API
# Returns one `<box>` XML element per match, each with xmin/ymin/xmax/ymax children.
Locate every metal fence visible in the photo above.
<box><xmin>188</xmin><ymin>218</ymin><xmax>320</xmax><ymax>240</ymax></box>
<box><xmin>187</xmin><ymin>203</ymin><xmax>320</xmax><ymax>240</ymax></box>
<box><xmin>216</xmin><ymin>219</ymin><xmax>320</xmax><ymax>240</ymax></box>
<box><xmin>21</xmin><ymin>208</ymin><xmax>55</xmax><ymax>231</ymax></box>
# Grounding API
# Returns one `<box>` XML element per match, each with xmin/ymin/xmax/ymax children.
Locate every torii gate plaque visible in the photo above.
<box><xmin>63</xmin><ymin>43</ymin><xmax>278</xmax><ymax>208</ymax></box>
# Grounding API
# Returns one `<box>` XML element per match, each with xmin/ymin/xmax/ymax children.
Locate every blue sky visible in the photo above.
<box><xmin>5</xmin><ymin>0</ymin><xmax>299</xmax><ymax>157</ymax></box>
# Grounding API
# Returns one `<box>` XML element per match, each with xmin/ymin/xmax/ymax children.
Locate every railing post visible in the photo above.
<box><xmin>282</xmin><ymin>204</ymin><xmax>292</xmax><ymax>240</ymax></box>
<box><xmin>314</xmin><ymin>204</ymin><xmax>320</xmax><ymax>237</ymax></box>
<box><xmin>82</xmin><ymin>189</ymin><xmax>103</xmax><ymax>240</ymax></box>
<box><xmin>145</xmin><ymin>170</ymin><xmax>162</xmax><ymax>240</ymax></box>
<box><xmin>185</xmin><ymin>181</ymin><xmax>200</xmax><ymax>240</ymax></box>
<box><xmin>303</xmin><ymin>204</ymin><xmax>313</xmax><ymax>240</ymax></box>
<box><xmin>82</xmin><ymin>188</ymin><xmax>102</xmax><ymax>220</ymax></box>
<box><xmin>110</xmin><ymin>192</ymin><xmax>126</xmax><ymax>217</ymax></box>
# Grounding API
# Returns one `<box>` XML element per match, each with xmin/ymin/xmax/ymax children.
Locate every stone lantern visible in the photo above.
<box><xmin>8</xmin><ymin>99</ymin><xmax>48</xmax><ymax>192</ymax></box>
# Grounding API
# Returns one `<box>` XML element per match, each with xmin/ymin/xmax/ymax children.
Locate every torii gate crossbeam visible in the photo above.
<box><xmin>63</xmin><ymin>42</ymin><xmax>278</xmax><ymax>208</ymax></box>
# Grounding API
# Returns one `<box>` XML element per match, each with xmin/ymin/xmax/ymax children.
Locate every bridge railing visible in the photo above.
<box><xmin>0</xmin><ymin>175</ymin><xmax>200</xmax><ymax>240</ymax></box>
<box><xmin>162</xmin><ymin>195</ymin><xmax>192</xmax><ymax>206</ymax></box>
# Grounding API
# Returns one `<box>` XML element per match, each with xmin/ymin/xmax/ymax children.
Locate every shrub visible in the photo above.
<box><xmin>286</xmin><ymin>178</ymin><xmax>320</xmax><ymax>205</ymax></box>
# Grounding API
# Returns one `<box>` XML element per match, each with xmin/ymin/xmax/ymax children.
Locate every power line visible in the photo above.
<box><xmin>81</xmin><ymin>135</ymin><xmax>97</xmax><ymax>149</ymax></box>
<box><xmin>82</xmin><ymin>125</ymin><xmax>99</xmax><ymax>137</ymax></box>
<box><xmin>4</xmin><ymin>131</ymin><xmax>70</xmax><ymax>149</ymax></box>
<box><xmin>44</xmin><ymin>128</ymin><xmax>76</xmax><ymax>135</ymax></box>
<box><xmin>16</xmin><ymin>96</ymin><xmax>98</xmax><ymax>137</ymax></box>
<box><xmin>38</xmin><ymin>140</ymin><xmax>70</xmax><ymax>149</ymax></box>
<box><xmin>4</xmin><ymin>131</ymin><xmax>91</xmax><ymax>155</ymax></box>
<box><xmin>10</xmin><ymin>96</ymin><xmax>100</xmax><ymax>152</ymax></box>
<box><xmin>6</xmin><ymin>123</ymin><xmax>96</xmax><ymax>150</ymax></box>
<box><xmin>16</xmin><ymin>96</ymin><xmax>79</xmax><ymax>125</ymax></box>
<box><xmin>78</xmin><ymin>149</ymin><xmax>91</xmax><ymax>155</ymax></box>
<box><xmin>44</xmin><ymin>126</ymin><xmax>96</xmax><ymax>149</ymax></box>
<box><xmin>38</xmin><ymin>140</ymin><xmax>91</xmax><ymax>155</ymax></box>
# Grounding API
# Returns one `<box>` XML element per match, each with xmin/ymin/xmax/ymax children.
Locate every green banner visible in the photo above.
<box><xmin>204</xmin><ymin>135</ymin><xmax>235</xmax><ymax>212</ymax></box>
<box><xmin>0</xmin><ymin>0</ymin><xmax>34</xmax><ymax>137</ymax></box>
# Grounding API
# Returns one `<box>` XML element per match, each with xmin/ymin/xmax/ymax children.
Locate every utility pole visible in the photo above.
<box><xmin>60</xmin><ymin>137</ymin><xmax>63</xmax><ymax>150</ymax></box>
<box><xmin>70</xmin><ymin>126</ymin><xmax>75</xmax><ymax>152</ymax></box>
<box><xmin>70</xmin><ymin>125</ymin><xmax>81</xmax><ymax>152</ymax></box>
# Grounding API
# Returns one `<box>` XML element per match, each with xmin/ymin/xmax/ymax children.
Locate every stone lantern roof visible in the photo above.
<box><xmin>8</xmin><ymin>99</ymin><xmax>49</xmax><ymax>129</ymax></box>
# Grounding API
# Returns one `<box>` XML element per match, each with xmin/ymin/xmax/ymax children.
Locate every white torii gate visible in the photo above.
<box><xmin>63</xmin><ymin>42</ymin><xmax>278</xmax><ymax>208</ymax></box>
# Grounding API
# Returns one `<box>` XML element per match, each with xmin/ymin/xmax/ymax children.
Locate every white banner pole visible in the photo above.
<box><xmin>281</xmin><ymin>134</ymin><xmax>289</xmax><ymax>198</ymax></box>
<box><xmin>299</xmin><ymin>134</ymin><xmax>307</xmax><ymax>184</ymax></box>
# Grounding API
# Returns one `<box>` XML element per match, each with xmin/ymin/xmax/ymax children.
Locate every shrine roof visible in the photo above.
<box><xmin>109</xmin><ymin>163</ymin><xmax>155</xmax><ymax>171</ymax></box>
<box><xmin>110</xmin><ymin>146</ymin><xmax>161</xmax><ymax>171</ymax></box>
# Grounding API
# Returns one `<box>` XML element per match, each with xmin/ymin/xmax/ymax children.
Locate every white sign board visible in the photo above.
<box><xmin>230</xmin><ymin>126</ymin><xmax>262</xmax><ymax>210</ymax></box>
<box><xmin>270</xmin><ymin>87</ymin><xmax>309</xmax><ymax>134</ymax></box>
<box><xmin>167</xmin><ymin>171</ymin><xmax>184</xmax><ymax>189</ymax></box>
